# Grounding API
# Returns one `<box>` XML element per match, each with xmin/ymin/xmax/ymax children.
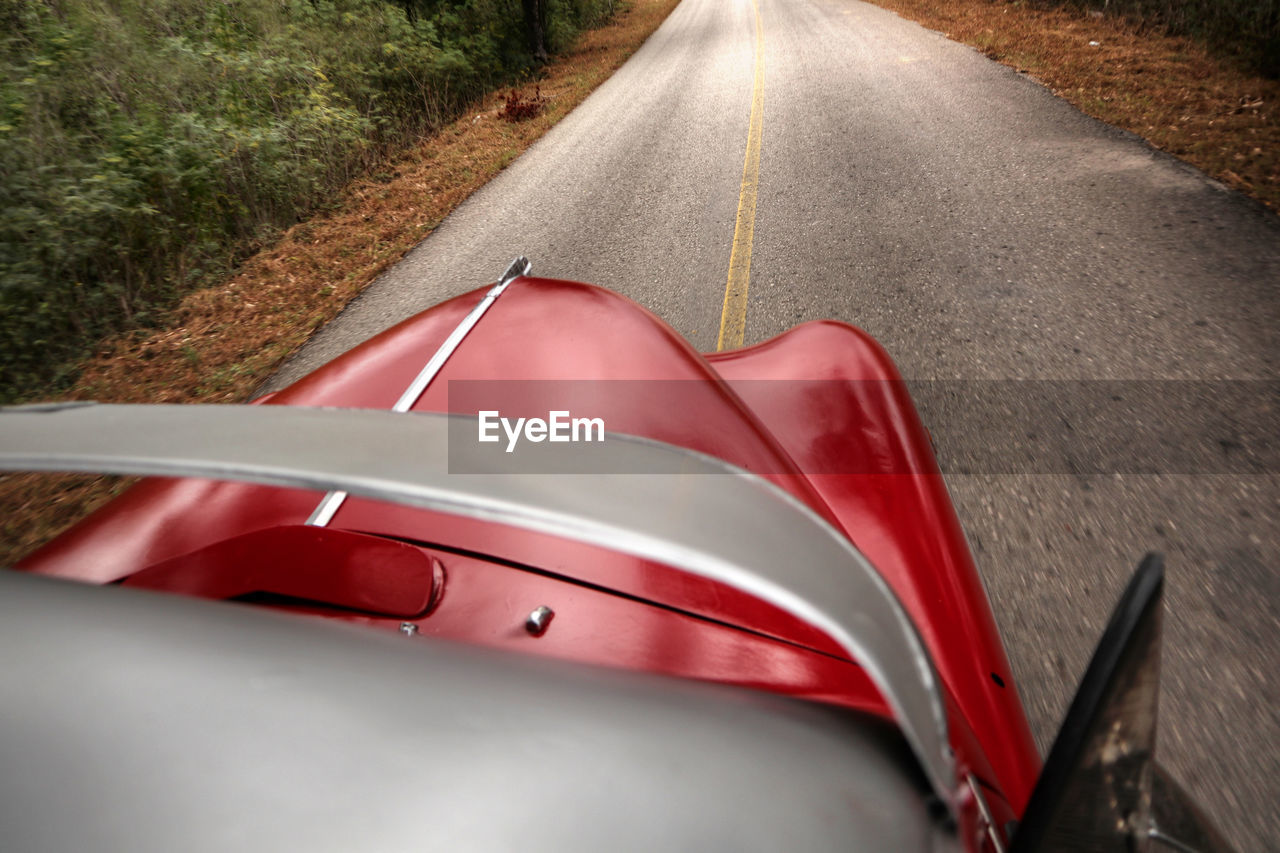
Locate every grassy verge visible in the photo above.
<box><xmin>865</xmin><ymin>0</ymin><xmax>1278</xmax><ymax>210</ymax></box>
<box><xmin>0</xmin><ymin>0</ymin><xmax>680</xmax><ymax>566</ymax></box>
<box><xmin>0</xmin><ymin>0</ymin><xmax>619</xmax><ymax>399</ymax></box>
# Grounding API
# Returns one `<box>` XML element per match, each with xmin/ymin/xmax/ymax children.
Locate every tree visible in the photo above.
<box><xmin>521</xmin><ymin>0</ymin><xmax>547</xmax><ymax>62</ymax></box>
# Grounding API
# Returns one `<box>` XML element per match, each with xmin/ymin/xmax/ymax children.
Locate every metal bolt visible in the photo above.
<box><xmin>399</xmin><ymin>622</ymin><xmax>419</xmax><ymax>636</ymax></box>
<box><xmin>525</xmin><ymin>605</ymin><xmax>554</xmax><ymax>636</ymax></box>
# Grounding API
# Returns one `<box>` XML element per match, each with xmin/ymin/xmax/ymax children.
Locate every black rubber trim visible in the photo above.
<box><xmin>1008</xmin><ymin>552</ymin><xmax>1164</xmax><ymax>853</ymax></box>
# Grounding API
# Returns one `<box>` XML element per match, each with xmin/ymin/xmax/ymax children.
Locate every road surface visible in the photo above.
<box><xmin>264</xmin><ymin>0</ymin><xmax>1280</xmax><ymax>846</ymax></box>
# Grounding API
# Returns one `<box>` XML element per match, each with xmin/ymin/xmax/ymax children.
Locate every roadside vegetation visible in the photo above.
<box><xmin>0</xmin><ymin>0</ymin><xmax>615</xmax><ymax>402</ymax></box>
<box><xmin>867</xmin><ymin>0</ymin><xmax>1278</xmax><ymax>209</ymax></box>
<box><xmin>1053</xmin><ymin>0</ymin><xmax>1278</xmax><ymax>77</ymax></box>
<box><xmin>0</xmin><ymin>0</ymin><xmax>680</xmax><ymax>565</ymax></box>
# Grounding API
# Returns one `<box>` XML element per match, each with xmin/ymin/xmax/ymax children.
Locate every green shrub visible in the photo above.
<box><xmin>0</xmin><ymin>0</ymin><xmax>602</xmax><ymax>400</ymax></box>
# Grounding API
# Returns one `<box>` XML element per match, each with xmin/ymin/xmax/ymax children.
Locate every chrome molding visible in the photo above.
<box><xmin>306</xmin><ymin>257</ymin><xmax>532</xmax><ymax>527</ymax></box>
<box><xmin>966</xmin><ymin>773</ymin><xmax>1006</xmax><ymax>853</ymax></box>
<box><xmin>305</xmin><ymin>486</ymin><xmax>350</xmax><ymax>528</ymax></box>
<box><xmin>1149</xmin><ymin>828</ymin><xmax>1206</xmax><ymax>853</ymax></box>
<box><xmin>0</xmin><ymin>403</ymin><xmax>957</xmax><ymax>810</ymax></box>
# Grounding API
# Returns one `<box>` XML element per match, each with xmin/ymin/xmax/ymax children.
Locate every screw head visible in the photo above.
<box><xmin>525</xmin><ymin>605</ymin><xmax>554</xmax><ymax>636</ymax></box>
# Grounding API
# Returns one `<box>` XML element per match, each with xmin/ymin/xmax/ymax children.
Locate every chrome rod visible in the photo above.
<box><xmin>306</xmin><ymin>257</ymin><xmax>531</xmax><ymax>527</ymax></box>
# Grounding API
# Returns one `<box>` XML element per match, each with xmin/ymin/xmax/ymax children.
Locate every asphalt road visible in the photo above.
<box><xmin>265</xmin><ymin>0</ymin><xmax>1280</xmax><ymax>846</ymax></box>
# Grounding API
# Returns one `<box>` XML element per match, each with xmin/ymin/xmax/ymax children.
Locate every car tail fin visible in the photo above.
<box><xmin>1009</xmin><ymin>553</ymin><xmax>1233</xmax><ymax>853</ymax></box>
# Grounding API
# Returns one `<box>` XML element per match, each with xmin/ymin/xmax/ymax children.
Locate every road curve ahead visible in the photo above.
<box><xmin>265</xmin><ymin>0</ymin><xmax>1280</xmax><ymax>847</ymax></box>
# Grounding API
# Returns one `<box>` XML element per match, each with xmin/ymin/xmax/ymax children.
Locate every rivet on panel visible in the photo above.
<box><xmin>525</xmin><ymin>606</ymin><xmax>554</xmax><ymax>636</ymax></box>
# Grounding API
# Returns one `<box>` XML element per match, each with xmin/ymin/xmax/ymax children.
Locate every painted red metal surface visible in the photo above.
<box><xmin>20</xmin><ymin>276</ymin><xmax>1040</xmax><ymax>816</ymax></box>
<box><xmin>122</xmin><ymin>526</ymin><xmax>444</xmax><ymax>618</ymax></box>
<box><xmin>226</xmin><ymin>541</ymin><xmax>892</xmax><ymax>717</ymax></box>
<box><xmin>707</xmin><ymin>321</ymin><xmax>1041</xmax><ymax>809</ymax></box>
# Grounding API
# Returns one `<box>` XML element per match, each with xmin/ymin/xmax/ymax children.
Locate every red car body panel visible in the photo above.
<box><xmin>706</xmin><ymin>322</ymin><xmax>1041</xmax><ymax>807</ymax></box>
<box><xmin>21</xmin><ymin>277</ymin><xmax>1040</xmax><ymax>816</ymax></box>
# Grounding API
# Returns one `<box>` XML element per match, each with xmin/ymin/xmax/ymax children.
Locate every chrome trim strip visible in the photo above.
<box><xmin>0</xmin><ymin>403</ymin><xmax>956</xmax><ymax>808</ymax></box>
<box><xmin>306</xmin><ymin>257</ymin><xmax>532</xmax><ymax>527</ymax></box>
<box><xmin>305</xmin><ymin>489</ymin><xmax>349</xmax><ymax>527</ymax></box>
<box><xmin>966</xmin><ymin>773</ymin><xmax>1006</xmax><ymax>853</ymax></box>
<box><xmin>1148</xmin><ymin>827</ymin><xmax>1206</xmax><ymax>853</ymax></box>
<box><xmin>390</xmin><ymin>256</ymin><xmax>531</xmax><ymax>414</ymax></box>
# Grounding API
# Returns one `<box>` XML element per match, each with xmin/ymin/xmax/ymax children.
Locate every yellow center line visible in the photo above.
<box><xmin>716</xmin><ymin>0</ymin><xmax>764</xmax><ymax>351</ymax></box>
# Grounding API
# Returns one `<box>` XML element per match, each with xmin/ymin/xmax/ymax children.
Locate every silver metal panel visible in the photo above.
<box><xmin>0</xmin><ymin>571</ymin><xmax>959</xmax><ymax>852</ymax></box>
<box><xmin>0</xmin><ymin>402</ymin><xmax>955</xmax><ymax>805</ymax></box>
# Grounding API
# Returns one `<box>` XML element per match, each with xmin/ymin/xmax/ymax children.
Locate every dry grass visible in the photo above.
<box><xmin>868</xmin><ymin>0</ymin><xmax>1278</xmax><ymax>208</ymax></box>
<box><xmin>0</xmin><ymin>0</ymin><xmax>681</xmax><ymax>566</ymax></box>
